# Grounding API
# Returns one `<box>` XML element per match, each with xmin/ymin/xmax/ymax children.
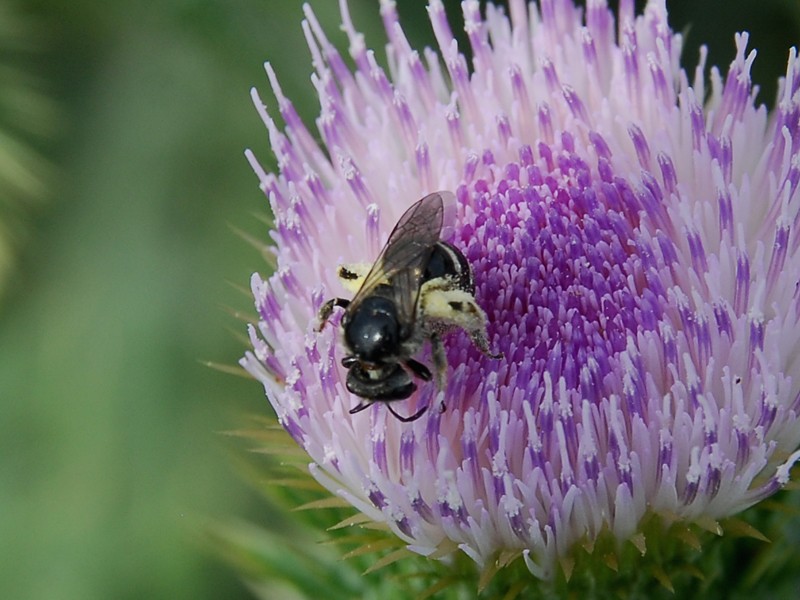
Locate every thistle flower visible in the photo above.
<box><xmin>241</xmin><ymin>0</ymin><xmax>800</xmax><ymax>587</ymax></box>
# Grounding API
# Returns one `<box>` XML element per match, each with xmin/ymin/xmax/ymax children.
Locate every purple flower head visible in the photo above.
<box><xmin>241</xmin><ymin>0</ymin><xmax>800</xmax><ymax>579</ymax></box>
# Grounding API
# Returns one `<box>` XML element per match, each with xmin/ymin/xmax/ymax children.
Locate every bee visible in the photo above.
<box><xmin>318</xmin><ymin>191</ymin><xmax>499</xmax><ymax>422</ymax></box>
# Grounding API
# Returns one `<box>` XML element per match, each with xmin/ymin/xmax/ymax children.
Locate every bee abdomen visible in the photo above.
<box><xmin>424</xmin><ymin>241</ymin><xmax>474</xmax><ymax>293</ymax></box>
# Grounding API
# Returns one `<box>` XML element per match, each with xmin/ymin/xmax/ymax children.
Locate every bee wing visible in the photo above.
<box><xmin>350</xmin><ymin>192</ymin><xmax>449</xmax><ymax>327</ymax></box>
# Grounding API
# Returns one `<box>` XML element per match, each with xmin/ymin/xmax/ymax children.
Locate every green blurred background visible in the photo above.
<box><xmin>0</xmin><ymin>1</ymin><xmax>797</xmax><ymax>599</ymax></box>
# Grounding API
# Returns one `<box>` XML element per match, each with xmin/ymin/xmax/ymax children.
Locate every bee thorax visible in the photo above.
<box><xmin>344</xmin><ymin>295</ymin><xmax>401</xmax><ymax>362</ymax></box>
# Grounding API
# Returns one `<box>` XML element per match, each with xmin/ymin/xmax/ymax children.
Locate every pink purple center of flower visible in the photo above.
<box><xmin>445</xmin><ymin>137</ymin><xmax>673</xmax><ymax>421</ymax></box>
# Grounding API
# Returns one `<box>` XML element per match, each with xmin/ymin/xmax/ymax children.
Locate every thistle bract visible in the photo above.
<box><xmin>241</xmin><ymin>0</ymin><xmax>800</xmax><ymax>580</ymax></box>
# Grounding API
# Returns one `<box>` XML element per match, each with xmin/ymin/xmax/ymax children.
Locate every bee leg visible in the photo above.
<box><xmin>420</xmin><ymin>287</ymin><xmax>502</xmax><ymax>359</ymax></box>
<box><xmin>452</xmin><ymin>301</ymin><xmax>502</xmax><ymax>359</ymax></box>
<box><xmin>430</xmin><ymin>334</ymin><xmax>448</xmax><ymax>391</ymax></box>
<box><xmin>430</xmin><ymin>334</ymin><xmax>448</xmax><ymax>414</ymax></box>
<box><xmin>348</xmin><ymin>400</ymin><xmax>373</xmax><ymax>415</ymax></box>
<box><xmin>387</xmin><ymin>402</ymin><xmax>429</xmax><ymax>422</ymax></box>
<box><xmin>404</xmin><ymin>358</ymin><xmax>432</xmax><ymax>381</ymax></box>
<box><xmin>317</xmin><ymin>297</ymin><xmax>350</xmax><ymax>331</ymax></box>
<box><xmin>468</xmin><ymin>326</ymin><xmax>503</xmax><ymax>360</ymax></box>
<box><xmin>341</xmin><ymin>355</ymin><xmax>358</xmax><ymax>368</ymax></box>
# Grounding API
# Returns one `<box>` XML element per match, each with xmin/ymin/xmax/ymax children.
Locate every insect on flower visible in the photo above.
<box><xmin>318</xmin><ymin>191</ymin><xmax>499</xmax><ymax>421</ymax></box>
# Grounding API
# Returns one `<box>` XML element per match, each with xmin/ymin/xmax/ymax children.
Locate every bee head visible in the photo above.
<box><xmin>344</xmin><ymin>296</ymin><xmax>401</xmax><ymax>362</ymax></box>
<box><xmin>345</xmin><ymin>363</ymin><xmax>416</xmax><ymax>401</ymax></box>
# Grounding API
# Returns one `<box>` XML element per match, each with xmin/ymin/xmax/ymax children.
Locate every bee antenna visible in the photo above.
<box><xmin>388</xmin><ymin>402</ymin><xmax>429</xmax><ymax>422</ymax></box>
<box><xmin>348</xmin><ymin>401</ymin><xmax>372</xmax><ymax>415</ymax></box>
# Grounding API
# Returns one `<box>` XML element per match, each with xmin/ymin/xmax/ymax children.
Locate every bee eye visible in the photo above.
<box><xmin>344</xmin><ymin>296</ymin><xmax>400</xmax><ymax>362</ymax></box>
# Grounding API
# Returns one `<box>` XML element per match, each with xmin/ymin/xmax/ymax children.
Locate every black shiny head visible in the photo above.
<box><xmin>345</xmin><ymin>363</ymin><xmax>416</xmax><ymax>400</ymax></box>
<box><xmin>343</xmin><ymin>294</ymin><xmax>401</xmax><ymax>362</ymax></box>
